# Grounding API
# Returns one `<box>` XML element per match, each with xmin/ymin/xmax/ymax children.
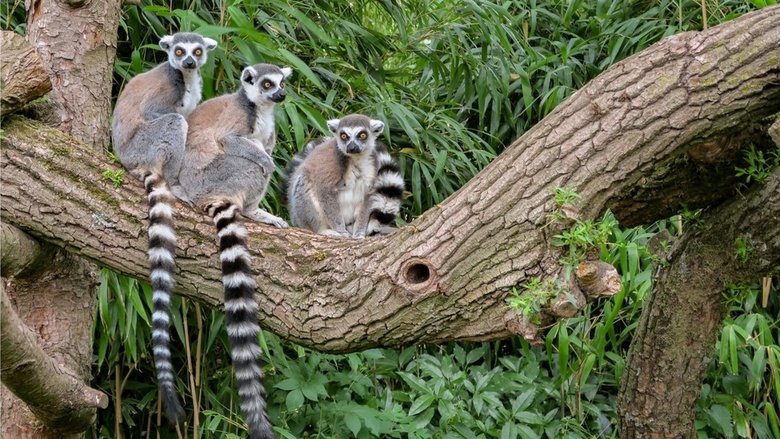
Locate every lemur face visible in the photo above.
<box><xmin>160</xmin><ymin>32</ymin><xmax>217</xmax><ymax>71</ymax></box>
<box><xmin>241</xmin><ymin>64</ymin><xmax>293</xmax><ymax>105</ymax></box>
<box><xmin>327</xmin><ymin>115</ymin><xmax>385</xmax><ymax>155</ymax></box>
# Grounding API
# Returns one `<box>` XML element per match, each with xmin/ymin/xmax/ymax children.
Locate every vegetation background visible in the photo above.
<box><xmin>2</xmin><ymin>0</ymin><xmax>778</xmax><ymax>438</ymax></box>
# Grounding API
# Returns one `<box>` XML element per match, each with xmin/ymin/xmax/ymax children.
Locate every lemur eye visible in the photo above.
<box><xmin>358</xmin><ymin>131</ymin><xmax>368</xmax><ymax>140</ymax></box>
<box><xmin>194</xmin><ymin>48</ymin><xmax>203</xmax><ymax>56</ymax></box>
<box><xmin>262</xmin><ymin>81</ymin><xmax>273</xmax><ymax>89</ymax></box>
<box><xmin>339</xmin><ymin>133</ymin><xmax>348</xmax><ymax>141</ymax></box>
<box><xmin>174</xmin><ymin>48</ymin><xmax>184</xmax><ymax>56</ymax></box>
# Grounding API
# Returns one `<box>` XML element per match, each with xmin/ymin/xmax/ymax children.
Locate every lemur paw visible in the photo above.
<box><xmin>321</xmin><ymin>229</ymin><xmax>350</xmax><ymax>238</ymax></box>
<box><xmin>265</xmin><ymin>217</ymin><xmax>288</xmax><ymax>229</ymax></box>
<box><xmin>244</xmin><ymin>209</ymin><xmax>288</xmax><ymax>228</ymax></box>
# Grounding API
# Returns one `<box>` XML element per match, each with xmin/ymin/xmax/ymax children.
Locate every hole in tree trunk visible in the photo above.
<box><xmin>399</xmin><ymin>258</ymin><xmax>438</xmax><ymax>293</ymax></box>
<box><xmin>405</xmin><ymin>263</ymin><xmax>430</xmax><ymax>284</ymax></box>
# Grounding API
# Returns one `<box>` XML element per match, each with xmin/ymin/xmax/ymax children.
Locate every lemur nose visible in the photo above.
<box><xmin>271</xmin><ymin>90</ymin><xmax>286</xmax><ymax>102</ymax></box>
<box><xmin>183</xmin><ymin>57</ymin><xmax>196</xmax><ymax>69</ymax></box>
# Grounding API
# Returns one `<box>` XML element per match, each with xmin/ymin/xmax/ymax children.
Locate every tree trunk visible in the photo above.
<box><xmin>2</xmin><ymin>6</ymin><xmax>779</xmax><ymax>354</ymax></box>
<box><xmin>24</xmin><ymin>0</ymin><xmax>122</xmax><ymax>150</ymax></box>
<box><xmin>618</xmin><ymin>167</ymin><xmax>780</xmax><ymax>438</ymax></box>
<box><xmin>1</xmin><ymin>242</ymin><xmax>107</xmax><ymax>438</ymax></box>
<box><xmin>0</xmin><ymin>0</ymin><xmax>123</xmax><ymax>435</ymax></box>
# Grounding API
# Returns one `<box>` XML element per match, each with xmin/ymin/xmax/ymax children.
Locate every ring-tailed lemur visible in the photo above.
<box><xmin>284</xmin><ymin>114</ymin><xmax>405</xmax><ymax>238</ymax></box>
<box><xmin>111</xmin><ymin>32</ymin><xmax>217</xmax><ymax>425</ymax></box>
<box><xmin>176</xmin><ymin>63</ymin><xmax>291</xmax><ymax>439</ymax></box>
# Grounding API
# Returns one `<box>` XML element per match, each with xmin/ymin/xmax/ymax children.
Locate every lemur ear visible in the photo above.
<box><xmin>159</xmin><ymin>35</ymin><xmax>174</xmax><ymax>50</ymax></box>
<box><xmin>369</xmin><ymin>119</ymin><xmax>385</xmax><ymax>135</ymax></box>
<box><xmin>241</xmin><ymin>66</ymin><xmax>258</xmax><ymax>85</ymax></box>
<box><xmin>327</xmin><ymin>119</ymin><xmax>341</xmax><ymax>134</ymax></box>
<box><xmin>281</xmin><ymin>67</ymin><xmax>293</xmax><ymax>79</ymax></box>
<box><xmin>203</xmin><ymin>37</ymin><xmax>218</xmax><ymax>51</ymax></box>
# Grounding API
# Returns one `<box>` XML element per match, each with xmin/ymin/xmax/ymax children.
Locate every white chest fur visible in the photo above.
<box><xmin>250</xmin><ymin>110</ymin><xmax>275</xmax><ymax>152</ymax></box>
<box><xmin>339</xmin><ymin>153</ymin><xmax>376</xmax><ymax>225</ymax></box>
<box><xmin>178</xmin><ymin>71</ymin><xmax>202</xmax><ymax>116</ymax></box>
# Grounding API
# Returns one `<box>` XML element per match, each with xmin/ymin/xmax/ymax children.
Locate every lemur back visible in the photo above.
<box><xmin>111</xmin><ymin>32</ymin><xmax>216</xmax><ymax>425</ymax></box>
<box><xmin>285</xmin><ymin>114</ymin><xmax>405</xmax><ymax>238</ymax></box>
<box><xmin>176</xmin><ymin>63</ymin><xmax>292</xmax><ymax>439</ymax></box>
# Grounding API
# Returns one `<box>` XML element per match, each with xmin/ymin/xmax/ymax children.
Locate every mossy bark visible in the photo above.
<box><xmin>618</xmin><ymin>169</ymin><xmax>780</xmax><ymax>438</ymax></box>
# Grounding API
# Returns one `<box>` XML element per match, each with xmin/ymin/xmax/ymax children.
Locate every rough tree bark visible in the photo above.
<box><xmin>618</xmin><ymin>166</ymin><xmax>780</xmax><ymax>439</ymax></box>
<box><xmin>24</xmin><ymin>0</ymin><xmax>122</xmax><ymax>150</ymax></box>
<box><xmin>0</xmin><ymin>0</ymin><xmax>123</xmax><ymax>436</ymax></box>
<box><xmin>0</xmin><ymin>31</ymin><xmax>52</xmax><ymax>116</ymax></box>
<box><xmin>2</xmin><ymin>6</ymin><xmax>779</xmax><ymax>354</ymax></box>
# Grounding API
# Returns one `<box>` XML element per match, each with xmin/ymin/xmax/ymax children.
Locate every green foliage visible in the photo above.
<box><xmin>553</xmin><ymin>211</ymin><xmax>620</xmax><ymax>274</ymax></box>
<box><xmin>734</xmin><ymin>237</ymin><xmax>753</xmax><ymax>264</ymax></box>
<box><xmin>102</xmin><ymin>168</ymin><xmax>125</xmax><ymax>188</ymax></box>
<box><xmin>553</xmin><ymin>187</ymin><xmax>581</xmax><ymax>208</ymax></box>
<box><xmin>735</xmin><ymin>144</ymin><xmax>780</xmax><ymax>185</ymax></box>
<box><xmin>507</xmin><ymin>279</ymin><xmax>563</xmax><ymax>324</ymax></box>
<box><xmin>699</xmin><ymin>284</ymin><xmax>780</xmax><ymax>439</ymax></box>
<box><xmin>0</xmin><ymin>0</ymin><xmax>25</xmax><ymax>33</ymax></box>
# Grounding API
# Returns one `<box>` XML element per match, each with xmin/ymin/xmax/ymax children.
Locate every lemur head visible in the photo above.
<box><xmin>240</xmin><ymin>64</ymin><xmax>293</xmax><ymax>106</ymax></box>
<box><xmin>327</xmin><ymin>114</ymin><xmax>385</xmax><ymax>155</ymax></box>
<box><xmin>159</xmin><ymin>32</ymin><xmax>217</xmax><ymax>71</ymax></box>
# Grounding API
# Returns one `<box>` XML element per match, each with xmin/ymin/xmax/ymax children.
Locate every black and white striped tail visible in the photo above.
<box><xmin>368</xmin><ymin>145</ymin><xmax>405</xmax><ymax>234</ymax></box>
<box><xmin>144</xmin><ymin>172</ymin><xmax>185</xmax><ymax>424</ymax></box>
<box><xmin>211</xmin><ymin>203</ymin><xmax>274</xmax><ymax>439</ymax></box>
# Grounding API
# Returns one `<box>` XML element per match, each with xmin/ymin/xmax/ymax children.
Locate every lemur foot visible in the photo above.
<box><xmin>170</xmin><ymin>185</ymin><xmax>194</xmax><ymax>206</ymax></box>
<box><xmin>320</xmin><ymin>229</ymin><xmax>350</xmax><ymax>238</ymax></box>
<box><xmin>244</xmin><ymin>208</ymin><xmax>288</xmax><ymax>228</ymax></box>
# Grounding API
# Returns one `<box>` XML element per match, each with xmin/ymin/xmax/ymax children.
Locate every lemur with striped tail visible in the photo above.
<box><xmin>176</xmin><ymin>63</ymin><xmax>292</xmax><ymax>439</ymax></box>
<box><xmin>284</xmin><ymin>114</ymin><xmax>405</xmax><ymax>238</ymax></box>
<box><xmin>111</xmin><ymin>32</ymin><xmax>217</xmax><ymax>424</ymax></box>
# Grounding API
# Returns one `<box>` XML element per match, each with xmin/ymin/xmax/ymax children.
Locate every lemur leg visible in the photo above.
<box><xmin>350</xmin><ymin>196</ymin><xmax>372</xmax><ymax>239</ymax></box>
<box><xmin>221</xmin><ymin>135</ymin><xmax>275</xmax><ymax>174</ymax></box>
<box><xmin>169</xmin><ymin>185</ymin><xmax>193</xmax><ymax>206</ymax></box>
<box><xmin>314</xmin><ymin>186</ymin><xmax>350</xmax><ymax>237</ymax></box>
<box><xmin>121</xmin><ymin>113</ymin><xmax>187</xmax><ymax>179</ymax></box>
<box><xmin>242</xmin><ymin>184</ymin><xmax>288</xmax><ymax>229</ymax></box>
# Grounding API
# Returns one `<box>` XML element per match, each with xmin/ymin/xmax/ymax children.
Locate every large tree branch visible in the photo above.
<box><xmin>1</xmin><ymin>227</ymin><xmax>107</xmax><ymax>434</ymax></box>
<box><xmin>2</xmin><ymin>7</ymin><xmax>780</xmax><ymax>353</ymax></box>
<box><xmin>0</xmin><ymin>280</ymin><xmax>108</xmax><ymax>432</ymax></box>
<box><xmin>618</xmin><ymin>166</ymin><xmax>780</xmax><ymax>438</ymax></box>
<box><xmin>1</xmin><ymin>223</ymin><xmax>48</xmax><ymax>277</ymax></box>
<box><xmin>0</xmin><ymin>31</ymin><xmax>51</xmax><ymax>116</ymax></box>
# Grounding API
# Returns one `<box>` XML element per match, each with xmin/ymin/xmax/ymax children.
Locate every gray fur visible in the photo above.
<box><xmin>175</xmin><ymin>63</ymin><xmax>292</xmax><ymax>439</ymax></box>
<box><xmin>285</xmin><ymin>114</ymin><xmax>404</xmax><ymax>239</ymax></box>
<box><xmin>110</xmin><ymin>31</ymin><xmax>217</xmax><ymax>426</ymax></box>
<box><xmin>177</xmin><ymin>63</ymin><xmax>292</xmax><ymax>228</ymax></box>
